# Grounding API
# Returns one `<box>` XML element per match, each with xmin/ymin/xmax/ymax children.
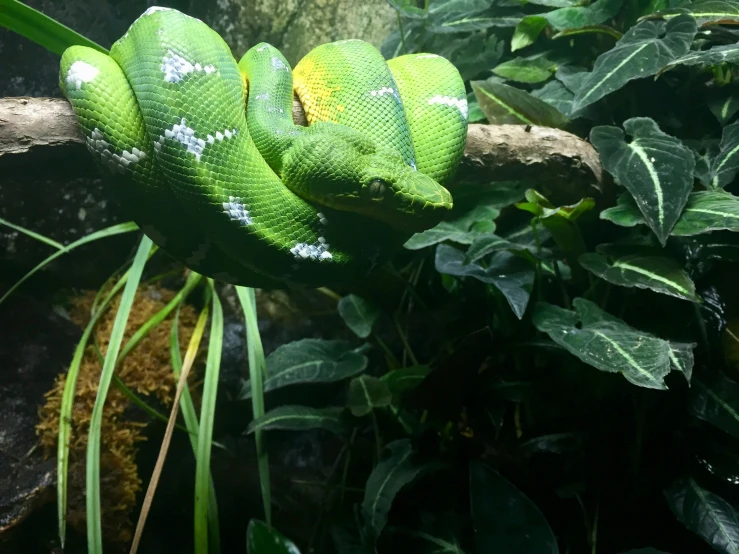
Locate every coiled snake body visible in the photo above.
<box><xmin>60</xmin><ymin>7</ymin><xmax>468</xmax><ymax>287</ymax></box>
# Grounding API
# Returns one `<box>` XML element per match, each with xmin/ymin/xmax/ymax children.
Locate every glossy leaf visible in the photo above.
<box><xmin>246</xmin><ymin>405</ymin><xmax>348</xmax><ymax>436</ymax></box>
<box><xmin>362</xmin><ymin>439</ymin><xmax>429</xmax><ymax>541</ymax></box>
<box><xmin>246</xmin><ymin>519</ymin><xmax>302</xmax><ymax>554</ymax></box>
<box><xmin>707</xmin><ymin>86</ymin><xmax>739</xmax><ymax>125</ymax></box>
<box><xmin>511</xmin><ymin>16</ymin><xmax>548</xmax><ymax>51</ymax></box>
<box><xmin>435</xmin><ymin>245</ymin><xmax>534</xmax><ymax>319</ymax></box>
<box><xmin>710</xmin><ymin>122</ymin><xmax>739</xmax><ymax>189</ymax></box>
<box><xmin>590</xmin><ymin>118</ymin><xmax>695</xmax><ymax>245</ymax></box>
<box><xmin>471</xmin><ymin>80</ymin><xmax>569</xmax><ymax>128</ymax></box>
<box><xmin>465</xmin><ymin>234</ymin><xmax>518</xmax><ymax>263</ymax></box>
<box><xmin>664</xmin><ymin>43</ymin><xmax>739</xmax><ymax>72</ymax></box>
<box><xmin>544</xmin><ymin>0</ymin><xmax>623</xmax><ymax>31</ymax></box>
<box><xmin>691</xmin><ymin>372</ymin><xmax>739</xmax><ymax>439</ymax></box>
<box><xmin>649</xmin><ymin>1</ymin><xmax>739</xmax><ymax>25</ymax></box>
<box><xmin>239</xmin><ymin>339</ymin><xmax>367</xmax><ymax>399</ymax></box>
<box><xmin>552</xmin><ymin>25</ymin><xmax>623</xmax><ymax>40</ymax></box>
<box><xmin>493</xmin><ymin>56</ymin><xmax>557</xmax><ymax>84</ymax></box>
<box><xmin>338</xmin><ymin>294</ymin><xmax>381</xmax><ymax>338</ymax></box>
<box><xmin>533</xmin><ymin>298</ymin><xmax>687</xmax><ymax>389</ymax></box>
<box><xmin>470</xmin><ymin>460</ymin><xmax>558</xmax><ymax>554</ymax></box>
<box><xmin>404</xmin><ymin>202</ymin><xmax>500</xmax><ymax>250</ymax></box>
<box><xmin>578</xmin><ymin>247</ymin><xmax>699</xmax><ymax>301</ymax></box>
<box><xmin>665</xmin><ymin>477</ymin><xmax>739</xmax><ymax>554</ymax></box>
<box><xmin>348</xmin><ymin>375</ymin><xmax>392</xmax><ymax>417</ymax></box>
<box><xmin>381</xmin><ymin>365</ymin><xmax>431</xmax><ymax>396</ymax></box>
<box><xmin>669</xmin><ymin>342</ymin><xmax>696</xmax><ymax>382</ymax></box>
<box><xmin>573</xmin><ymin>16</ymin><xmax>696</xmax><ymax>111</ymax></box>
<box><xmin>430</xmin><ymin>13</ymin><xmax>523</xmax><ymax>33</ymax></box>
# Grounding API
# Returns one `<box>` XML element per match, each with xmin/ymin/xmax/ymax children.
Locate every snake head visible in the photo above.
<box><xmin>282</xmin><ymin>126</ymin><xmax>453</xmax><ymax>233</ymax></box>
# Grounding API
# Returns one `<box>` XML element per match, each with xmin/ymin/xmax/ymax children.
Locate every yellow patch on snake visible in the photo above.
<box><xmin>293</xmin><ymin>58</ymin><xmax>345</xmax><ymax>123</ymax></box>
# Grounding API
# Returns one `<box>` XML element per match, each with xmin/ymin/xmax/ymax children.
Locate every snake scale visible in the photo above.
<box><xmin>59</xmin><ymin>6</ymin><xmax>468</xmax><ymax>288</ymax></box>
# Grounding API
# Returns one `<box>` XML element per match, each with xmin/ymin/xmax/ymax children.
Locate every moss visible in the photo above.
<box><xmin>36</xmin><ymin>282</ymin><xmax>199</xmax><ymax>545</ymax></box>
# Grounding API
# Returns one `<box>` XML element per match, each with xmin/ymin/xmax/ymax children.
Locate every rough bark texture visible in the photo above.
<box><xmin>0</xmin><ymin>97</ymin><xmax>603</xmax><ymax>203</ymax></box>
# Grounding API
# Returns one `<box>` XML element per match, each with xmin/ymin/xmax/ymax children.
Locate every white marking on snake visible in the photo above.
<box><xmin>254</xmin><ymin>92</ymin><xmax>270</xmax><ymax>101</ymax></box>
<box><xmin>66</xmin><ymin>61</ymin><xmax>99</xmax><ymax>90</ymax></box>
<box><xmin>222</xmin><ymin>196</ymin><xmax>252</xmax><ymax>226</ymax></box>
<box><xmin>85</xmin><ymin>127</ymin><xmax>146</xmax><ymax>173</ymax></box>
<box><xmin>417</xmin><ymin>54</ymin><xmax>440</xmax><ymax>59</ymax></box>
<box><xmin>290</xmin><ymin>242</ymin><xmax>332</xmax><ymax>261</ymax></box>
<box><xmin>256</xmin><ymin>45</ymin><xmax>269</xmax><ymax>52</ymax></box>
<box><xmin>271</xmin><ymin>57</ymin><xmax>288</xmax><ymax>71</ymax></box>
<box><xmin>162</xmin><ymin>50</ymin><xmax>215</xmax><ymax>83</ymax></box>
<box><xmin>143</xmin><ymin>6</ymin><xmax>172</xmax><ymax>15</ymax></box>
<box><xmin>428</xmin><ymin>95</ymin><xmax>468</xmax><ymax>119</ymax></box>
<box><xmin>369</xmin><ymin>87</ymin><xmax>395</xmax><ymax>97</ymax></box>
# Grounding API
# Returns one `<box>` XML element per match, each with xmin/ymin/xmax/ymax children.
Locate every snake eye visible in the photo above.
<box><xmin>368</xmin><ymin>179</ymin><xmax>388</xmax><ymax>199</ymax></box>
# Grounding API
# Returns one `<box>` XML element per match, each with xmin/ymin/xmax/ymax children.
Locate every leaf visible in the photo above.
<box><xmin>404</xmin><ymin>201</ymin><xmax>500</xmax><ymax>250</ymax></box>
<box><xmin>381</xmin><ymin>365</ymin><xmax>431</xmax><ymax>396</ymax></box>
<box><xmin>246</xmin><ymin>519</ymin><xmax>302</xmax><ymax>554</ymax></box>
<box><xmin>708</xmin><ymin>86</ymin><xmax>739</xmax><ymax>125</ymax></box>
<box><xmin>532</xmin><ymin>298</ymin><xmax>685</xmax><ymax>389</ymax></box>
<box><xmin>348</xmin><ymin>375</ymin><xmax>392</xmax><ymax>416</ymax></box>
<box><xmin>246</xmin><ymin>405</ymin><xmax>348</xmax><ymax>436</ymax></box>
<box><xmin>390</xmin><ymin>529</ymin><xmax>468</xmax><ymax>553</ymax></box>
<box><xmin>573</xmin><ymin>16</ymin><xmax>697</xmax><ymax>112</ymax></box>
<box><xmin>669</xmin><ymin>342</ymin><xmax>696</xmax><ymax>382</ymax></box>
<box><xmin>437</xmin><ymin>34</ymin><xmax>504</xmax><ymax>80</ymax></box>
<box><xmin>691</xmin><ymin>372</ymin><xmax>739</xmax><ymax>439</ymax></box>
<box><xmin>465</xmin><ymin>234</ymin><xmax>518</xmax><ymax>263</ymax></box>
<box><xmin>430</xmin><ymin>13</ymin><xmax>524</xmax><ymax>33</ymax></box>
<box><xmin>362</xmin><ymin>439</ymin><xmax>429</xmax><ymax>541</ymax></box>
<box><xmin>650</xmin><ymin>1</ymin><xmax>739</xmax><ymax>25</ymax></box>
<box><xmin>239</xmin><ymin>339</ymin><xmax>367</xmax><ymax>399</ymax></box>
<box><xmin>531</xmin><ymin>80</ymin><xmax>576</xmax><ymax>117</ymax></box>
<box><xmin>493</xmin><ymin>56</ymin><xmax>558</xmax><ymax>84</ymax></box>
<box><xmin>544</xmin><ymin>0</ymin><xmax>624</xmax><ymax>31</ymax></box>
<box><xmin>470</xmin><ymin>460</ymin><xmax>559</xmax><ymax>554</ymax></box>
<box><xmin>710</xmin><ymin>122</ymin><xmax>739</xmax><ymax>189</ymax></box>
<box><xmin>664</xmin><ymin>43</ymin><xmax>739</xmax><ymax>72</ymax></box>
<box><xmin>578</xmin><ymin>247</ymin><xmax>699</xmax><ymax>301</ymax></box>
<box><xmin>435</xmin><ymin>245</ymin><xmax>534</xmax><ymax>319</ymax></box>
<box><xmin>512</xmin><ymin>16</ymin><xmax>549</xmax><ymax>51</ymax></box>
<box><xmin>552</xmin><ymin>25</ymin><xmax>623</xmax><ymax>40</ymax></box>
<box><xmin>665</xmin><ymin>477</ymin><xmax>739</xmax><ymax>554</ymax></box>
<box><xmin>620</xmin><ymin>549</ymin><xmax>672</xmax><ymax>554</ymax></box>
<box><xmin>590</xmin><ymin>117</ymin><xmax>695</xmax><ymax>245</ymax></box>
<box><xmin>387</xmin><ymin>0</ymin><xmax>428</xmax><ymax>19</ymax></box>
<box><xmin>471</xmin><ymin>80</ymin><xmax>569</xmax><ymax>128</ymax></box>
<box><xmin>338</xmin><ymin>294</ymin><xmax>381</xmax><ymax>338</ymax></box>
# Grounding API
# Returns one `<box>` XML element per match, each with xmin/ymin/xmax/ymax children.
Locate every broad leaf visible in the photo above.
<box><xmin>388</xmin><ymin>0</ymin><xmax>428</xmax><ymax>19</ymax></box>
<box><xmin>465</xmin><ymin>234</ymin><xmax>519</xmax><ymax>263</ymax></box>
<box><xmin>665</xmin><ymin>477</ymin><xmax>739</xmax><ymax>554</ymax></box>
<box><xmin>435</xmin><ymin>245</ymin><xmax>534</xmax><ymax>319</ymax></box>
<box><xmin>710</xmin><ymin>122</ymin><xmax>739</xmax><ymax>189</ymax></box>
<box><xmin>348</xmin><ymin>375</ymin><xmax>392</xmax><ymax>416</ymax></box>
<box><xmin>531</xmin><ymin>80</ymin><xmax>575</xmax><ymax>117</ymax></box>
<box><xmin>552</xmin><ymin>25</ymin><xmax>623</xmax><ymax>40</ymax></box>
<box><xmin>493</xmin><ymin>56</ymin><xmax>557</xmax><ymax>84</ymax></box>
<box><xmin>239</xmin><ymin>339</ymin><xmax>367</xmax><ymax>399</ymax></box>
<box><xmin>650</xmin><ymin>1</ymin><xmax>739</xmax><ymax>25</ymax></box>
<box><xmin>246</xmin><ymin>405</ymin><xmax>347</xmax><ymax>436</ymax></box>
<box><xmin>512</xmin><ymin>16</ymin><xmax>549</xmax><ymax>51</ymax></box>
<box><xmin>246</xmin><ymin>519</ymin><xmax>302</xmax><ymax>554</ymax></box>
<box><xmin>470</xmin><ymin>460</ymin><xmax>558</xmax><ymax>554</ymax></box>
<box><xmin>669</xmin><ymin>342</ymin><xmax>696</xmax><ymax>382</ymax></box>
<box><xmin>362</xmin><ymin>439</ymin><xmax>430</xmax><ymax>541</ymax></box>
<box><xmin>382</xmin><ymin>365</ymin><xmax>431</xmax><ymax>396</ymax></box>
<box><xmin>691</xmin><ymin>372</ymin><xmax>739</xmax><ymax>439</ymax></box>
<box><xmin>707</xmin><ymin>86</ymin><xmax>739</xmax><ymax>125</ymax></box>
<box><xmin>523</xmin><ymin>0</ymin><xmax>579</xmax><ymax>6</ymax></box>
<box><xmin>573</xmin><ymin>16</ymin><xmax>697</xmax><ymax>111</ymax></box>
<box><xmin>430</xmin><ymin>12</ymin><xmax>524</xmax><ymax>33</ymax></box>
<box><xmin>404</xmin><ymin>202</ymin><xmax>500</xmax><ymax>250</ymax></box>
<box><xmin>578</xmin><ymin>247</ymin><xmax>699</xmax><ymax>301</ymax></box>
<box><xmin>471</xmin><ymin>80</ymin><xmax>569</xmax><ymax>128</ymax></box>
<box><xmin>338</xmin><ymin>294</ymin><xmax>381</xmax><ymax>338</ymax></box>
<box><xmin>544</xmin><ymin>0</ymin><xmax>624</xmax><ymax>31</ymax></box>
<box><xmin>532</xmin><ymin>298</ymin><xmax>685</xmax><ymax>389</ymax></box>
<box><xmin>664</xmin><ymin>43</ymin><xmax>739</xmax><ymax>71</ymax></box>
<box><xmin>590</xmin><ymin>118</ymin><xmax>695</xmax><ymax>245</ymax></box>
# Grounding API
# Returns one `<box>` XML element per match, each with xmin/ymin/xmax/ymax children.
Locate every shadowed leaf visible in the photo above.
<box><xmin>246</xmin><ymin>405</ymin><xmax>348</xmax><ymax>436</ymax></box>
<box><xmin>348</xmin><ymin>375</ymin><xmax>392</xmax><ymax>416</ymax></box>
<box><xmin>338</xmin><ymin>294</ymin><xmax>381</xmax><ymax>338</ymax></box>
<box><xmin>471</xmin><ymin>80</ymin><xmax>569</xmax><ymax>127</ymax></box>
<box><xmin>246</xmin><ymin>519</ymin><xmax>302</xmax><ymax>554</ymax></box>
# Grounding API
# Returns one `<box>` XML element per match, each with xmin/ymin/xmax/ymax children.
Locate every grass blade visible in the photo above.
<box><xmin>0</xmin><ymin>216</ymin><xmax>64</xmax><ymax>249</ymax></box>
<box><xmin>86</xmin><ymin>235</ymin><xmax>153</xmax><ymax>553</ymax></box>
<box><xmin>194</xmin><ymin>279</ymin><xmax>224</xmax><ymax>554</ymax></box>
<box><xmin>0</xmin><ymin>221</ymin><xmax>139</xmax><ymax>306</ymax></box>
<box><xmin>0</xmin><ymin>0</ymin><xmax>107</xmax><ymax>55</ymax></box>
<box><xmin>235</xmin><ymin>286</ymin><xmax>272</xmax><ymax>525</ymax></box>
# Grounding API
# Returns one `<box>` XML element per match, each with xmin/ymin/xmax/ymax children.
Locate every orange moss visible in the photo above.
<box><xmin>36</xmin><ymin>283</ymin><xmax>199</xmax><ymax>545</ymax></box>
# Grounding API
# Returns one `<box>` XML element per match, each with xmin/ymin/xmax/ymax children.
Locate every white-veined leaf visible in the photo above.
<box><xmin>246</xmin><ymin>405</ymin><xmax>348</xmax><ymax>436</ymax></box>
<box><xmin>710</xmin><ymin>122</ymin><xmax>739</xmax><ymax>189</ymax></box>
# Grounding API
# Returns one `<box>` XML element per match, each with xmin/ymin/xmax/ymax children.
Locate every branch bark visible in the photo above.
<box><xmin>0</xmin><ymin>97</ymin><xmax>603</xmax><ymax>202</ymax></box>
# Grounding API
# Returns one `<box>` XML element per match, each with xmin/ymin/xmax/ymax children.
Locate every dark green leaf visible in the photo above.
<box><xmin>533</xmin><ymin>298</ymin><xmax>684</xmax><ymax>389</ymax></box>
<box><xmin>590</xmin><ymin>118</ymin><xmax>695</xmax><ymax>244</ymax></box>
<box><xmin>526</xmin><ymin>0</ymin><xmax>579</xmax><ymax>6</ymax></box>
<box><xmin>246</xmin><ymin>519</ymin><xmax>301</xmax><ymax>554</ymax></box>
<box><xmin>246</xmin><ymin>405</ymin><xmax>347</xmax><ymax>436</ymax></box>
<box><xmin>493</xmin><ymin>56</ymin><xmax>558</xmax><ymax>84</ymax></box>
<box><xmin>531</xmin><ymin>80</ymin><xmax>576</xmax><ymax>117</ymax></box>
<box><xmin>348</xmin><ymin>375</ymin><xmax>392</xmax><ymax>416</ymax></box>
<box><xmin>471</xmin><ymin>80</ymin><xmax>569</xmax><ymax>127</ymax></box>
<box><xmin>710</xmin><ymin>122</ymin><xmax>739</xmax><ymax>189</ymax></box>
<box><xmin>239</xmin><ymin>339</ymin><xmax>367</xmax><ymax>399</ymax></box>
<box><xmin>669</xmin><ymin>342</ymin><xmax>696</xmax><ymax>382</ymax></box>
<box><xmin>511</xmin><ymin>16</ymin><xmax>549</xmax><ymax>51</ymax></box>
<box><xmin>664</xmin><ymin>43</ymin><xmax>739</xmax><ymax>72</ymax></box>
<box><xmin>388</xmin><ymin>528</ymin><xmax>468</xmax><ymax>553</ymax></box>
<box><xmin>708</xmin><ymin>86</ymin><xmax>739</xmax><ymax>125</ymax></box>
<box><xmin>620</xmin><ymin>549</ymin><xmax>672</xmax><ymax>554</ymax></box>
<box><xmin>467</xmin><ymin>91</ymin><xmax>486</xmax><ymax>123</ymax></box>
<box><xmin>381</xmin><ymin>365</ymin><xmax>431</xmax><ymax>396</ymax></box>
<box><xmin>578</xmin><ymin>248</ymin><xmax>699</xmax><ymax>301</ymax></box>
<box><xmin>573</xmin><ymin>16</ymin><xmax>697</xmax><ymax>111</ymax></box>
<box><xmin>338</xmin><ymin>294</ymin><xmax>381</xmax><ymax>338</ymax></box>
<box><xmin>600</xmin><ymin>193</ymin><xmax>648</xmax><ymax>228</ymax></box>
<box><xmin>436</xmin><ymin>34</ymin><xmax>504</xmax><ymax>80</ymax></box>
<box><xmin>544</xmin><ymin>0</ymin><xmax>624</xmax><ymax>31</ymax></box>
<box><xmin>404</xmin><ymin>201</ymin><xmax>500</xmax><ymax>250</ymax></box>
<box><xmin>465</xmin><ymin>234</ymin><xmax>518</xmax><ymax>263</ymax></box>
<box><xmin>435</xmin><ymin>245</ymin><xmax>534</xmax><ymax>318</ymax></box>
<box><xmin>430</xmin><ymin>13</ymin><xmax>523</xmax><ymax>33</ymax></box>
<box><xmin>388</xmin><ymin>0</ymin><xmax>428</xmax><ymax>19</ymax></box>
<box><xmin>674</xmin><ymin>191</ymin><xmax>739</xmax><ymax>235</ymax></box>
<box><xmin>649</xmin><ymin>1</ymin><xmax>739</xmax><ymax>25</ymax></box>
<box><xmin>470</xmin><ymin>460</ymin><xmax>558</xmax><ymax>554</ymax></box>
<box><xmin>552</xmin><ymin>25</ymin><xmax>623</xmax><ymax>40</ymax></box>
<box><xmin>665</xmin><ymin>477</ymin><xmax>739</xmax><ymax>554</ymax></box>
<box><xmin>691</xmin><ymin>372</ymin><xmax>739</xmax><ymax>439</ymax></box>
<box><xmin>362</xmin><ymin>439</ymin><xmax>428</xmax><ymax>540</ymax></box>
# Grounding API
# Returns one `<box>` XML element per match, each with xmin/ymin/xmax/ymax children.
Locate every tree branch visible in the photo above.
<box><xmin>0</xmin><ymin>97</ymin><xmax>603</xmax><ymax>203</ymax></box>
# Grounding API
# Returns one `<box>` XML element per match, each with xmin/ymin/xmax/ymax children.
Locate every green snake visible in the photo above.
<box><xmin>59</xmin><ymin>7</ymin><xmax>468</xmax><ymax>287</ymax></box>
